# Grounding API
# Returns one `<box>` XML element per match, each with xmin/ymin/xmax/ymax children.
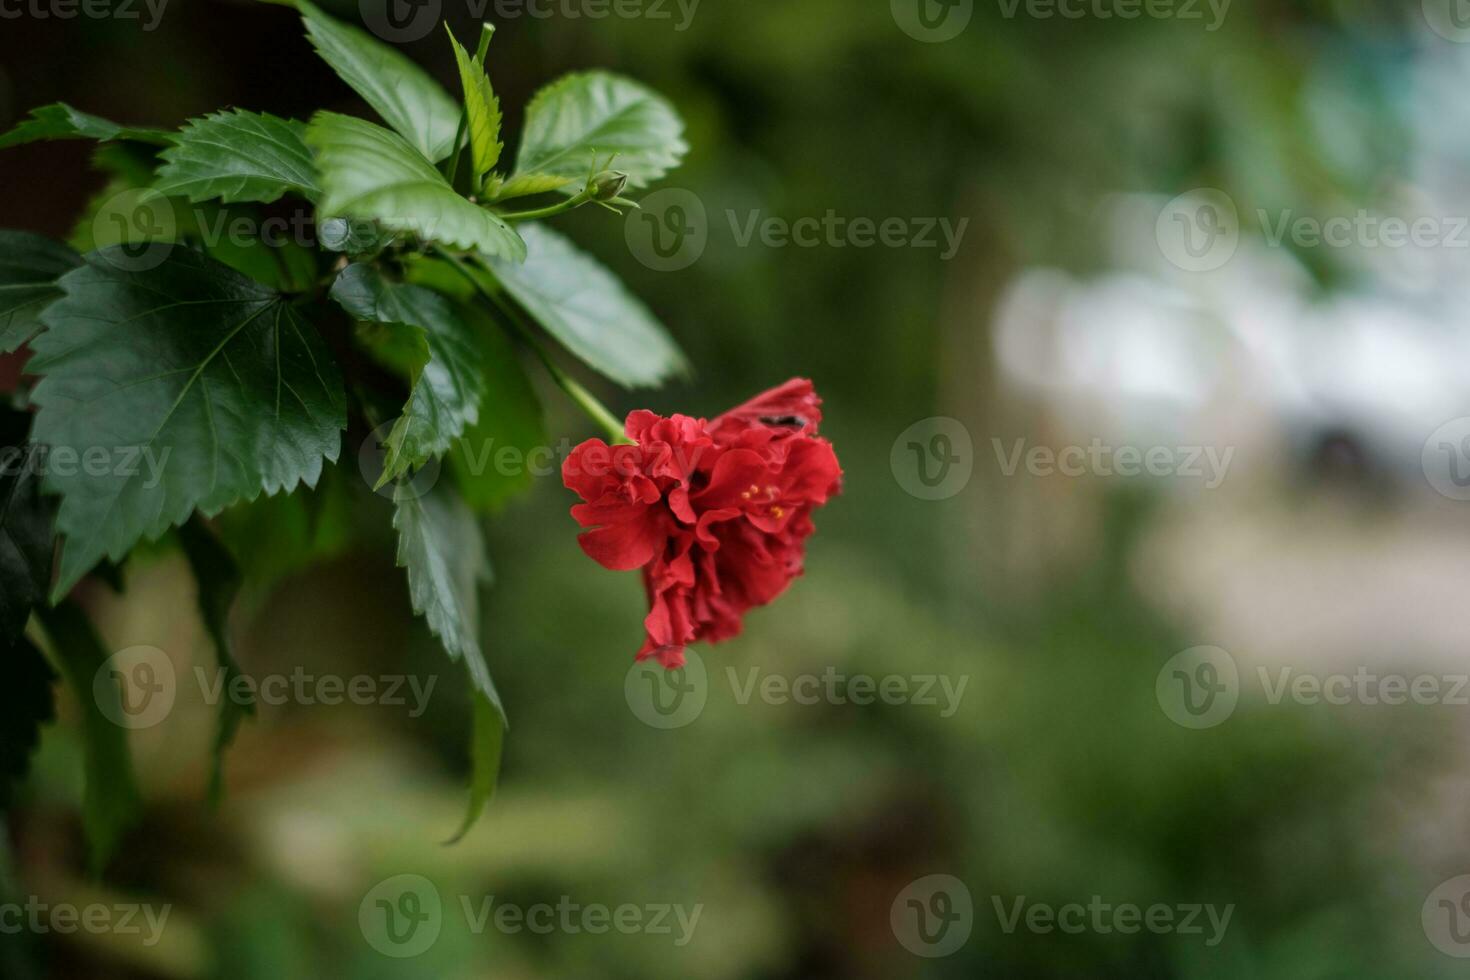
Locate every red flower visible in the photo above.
<box><xmin>563</xmin><ymin>379</ymin><xmax>842</xmax><ymax>668</ymax></box>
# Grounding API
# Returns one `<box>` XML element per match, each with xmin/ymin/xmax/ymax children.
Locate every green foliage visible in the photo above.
<box><xmin>331</xmin><ymin>263</ymin><xmax>487</xmax><ymax>484</ymax></box>
<box><xmin>447</xmin><ymin>25</ymin><xmax>504</xmax><ymax>193</ymax></box>
<box><xmin>0</xmin><ymin>1</ymin><xmax>689</xmax><ymax>849</ymax></box>
<box><xmin>35</xmin><ymin>602</ymin><xmax>142</xmax><ymax>874</ymax></box>
<box><xmin>0</xmin><ymin>638</ymin><xmax>55</xmax><ymax>812</ymax></box>
<box><xmin>154</xmin><ymin>110</ymin><xmax>320</xmax><ymax>205</ymax></box>
<box><xmin>0</xmin><ymin>232</ymin><xmax>81</xmax><ymax>354</ymax></box>
<box><xmin>177</xmin><ymin>516</ymin><xmax>253</xmax><ymax>807</ymax></box>
<box><xmin>513</xmin><ymin>72</ymin><xmax>687</xmax><ymax>191</ymax></box>
<box><xmin>0</xmin><ymin>103</ymin><xmax>170</xmax><ymax>149</ymax></box>
<box><xmin>29</xmin><ymin>247</ymin><xmax>347</xmax><ymax>597</ymax></box>
<box><xmin>308</xmin><ymin>112</ymin><xmax>526</xmax><ymax>261</ymax></box>
<box><xmin>392</xmin><ymin>483</ymin><xmax>501</xmax><ymax>715</ymax></box>
<box><xmin>294</xmin><ymin>0</ymin><xmax>460</xmax><ymax>162</ymax></box>
<box><xmin>487</xmin><ymin>225</ymin><xmax>687</xmax><ymax>387</ymax></box>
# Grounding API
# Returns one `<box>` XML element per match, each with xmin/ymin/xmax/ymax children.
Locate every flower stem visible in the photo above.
<box><xmin>496</xmin><ymin>187</ymin><xmax>596</xmax><ymax>223</ymax></box>
<box><xmin>433</xmin><ymin>248</ymin><xmax>631</xmax><ymax>444</ymax></box>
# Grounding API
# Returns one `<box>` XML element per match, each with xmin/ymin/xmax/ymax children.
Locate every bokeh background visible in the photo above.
<box><xmin>6</xmin><ymin>0</ymin><xmax>1470</xmax><ymax>975</ymax></box>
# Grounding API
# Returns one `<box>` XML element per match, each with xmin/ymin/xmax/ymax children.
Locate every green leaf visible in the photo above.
<box><xmin>0</xmin><ymin>407</ymin><xmax>56</xmax><ymax>642</ymax></box>
<box><xmin>0</xmin><ymin>103</ymin><xmax>171</xmax><ymax>150</ymax></box>
<box><xmin>0</xmin><ymin>231</ymin><xmax>82</xmax><ymax>354</ymax></box>
<box><xmin>446</xmin><ymin>690</ymin><xmax>504</xmax><ymax>844</ymax></box>
<box><xmin>331</xmin><ymin>263</ymin><xmax>487</xmax><ymax>483</ymax></box>
<box><xmin>512</xmin><ymin>72</ymin><xmax>687</xmax><ymax>191</ymax></box>
<box><xmin>308</xmin><ymin>112</ymin><xmax>526</xmax><ymax>261</ymax></box>
<box><xmin>487</xmin><ymin>224</ymin><xmax>687</xmax><ymax>387</ymax></box>
<box><xmin>67</xmin><ymin>144</ymin><xmax>179</xmax><ymax>254</ymax></box>
<box><xmin>35</xmin><ymin>601</ymin><xmax>143</xmax><ymax>874</ymax></box>
<box><xmin>29</xmin><ymin>246</ymin><xmax>347</xmax><ymax>599</ymax></box>
<box><xmin>193</xmin><ymin>203</ymin><xmax>320</xmax><ymax>293</ymax></box>
<box><xmin>450</xmin><ymin>307</ymin><xmax>546</xmax><ymax>511</ymax></box>
<box><xmin>447</xmin><ymin>26</ymin><xmax>502</xmax><ymax>191</ymax></box>
<box><xmin>154</xmin><ymin>110</ymin><xmax>319</xmax><ymax>205</ymax></box>
<box><xmin>293</xmin><ymin>0</ymin><xmax>459</xmax><ymax>162</ymax></box>
<box><xmin>213</xmin><ymin>461</ymin><xmax>355</xmax><ymax>590</ymax></box>
<box><xmin>392</xmin><ymin>483</ymin><xmax>501</xmax><ymax>713</ymax></box>
<box><xmin>489</xmin><ymin>173</ymin><xmax>575</xmax><ymax>201</ymax></box>
<box><xmin>177</xmin><ymin>516</ymin><xmax>252</xmax><ymax>807</ymax></box>
<box><xmin>0</xmin><ymin>407</ymin><xmax>57</xmax><ymax>814</ymax></box>
<box><xmin>0</xmin><ymin>637</ymin><xmax>56</xmax><ymax>812</ymax></box>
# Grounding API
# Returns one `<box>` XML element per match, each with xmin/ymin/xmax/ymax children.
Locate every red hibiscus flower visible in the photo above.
<box><xmin>562</xmin><ymin>379</ymin><xmax>842</xmax><ymax>668</ymax></box>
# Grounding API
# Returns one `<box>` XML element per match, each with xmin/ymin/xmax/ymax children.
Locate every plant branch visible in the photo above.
<box><xmin>433</xmin><ymin>248</ymin><xmax>631</xmax><ymax>444</ymax></box>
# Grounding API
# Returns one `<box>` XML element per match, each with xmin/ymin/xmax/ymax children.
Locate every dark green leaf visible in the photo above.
<box><xmin>0</xmin><ymin>231</ymin><xmax>82</xmax><ymax>354</ymax></box>
<box><xmin>487</xmin><ymin>224</ymin><xmax>687</xmax><ymax>387</ymax></box>
<box><xmin>331</xmin><ymin>263</ymin><xmax>487</xmax><ymax>483</ymax></box>
<box><xmin>35</xmin><ymin>602</ymin><xmax>143</xmax><ymax>874</ymax></box>
<box><xmin>154</xmin><ymin>110</ymin><xmax>319</xmax><ymax>205</ymax></box>
<box><xmin>512</xmin><ymin>72</ymin><xmax>686</xmax><ymax>192</ymax></box>
<box><xmin>0</xmin><ymin>637</ymin><xmax>56</xmax><ymax>812</ymax></box>
<box><xmin>0</xmin><ymin>103</ymin><xmax>171</xmax><ymax>150</ymax></box>
<box><xmin>308</xmin><ymin>112</ymin><xmax>525</xmax><ymax>261</ymax></box>
<box><xmin>0</xmin><ymin>407</ymin><xmax>55</xmax><ymax>641</ymax></box>
<box><xmin>446</xmin><ymin>690</ymin><xmax>504</xmax><ymax>844</ymax></box>
<box><xmin>177</xmin><ymin>516</ymin><xmax>252</xmax><ymax>807</ymax></box>
<box><xmin>29</xmin><ymin>247</ymin><xmax>347</xmax><ymax>598</ymax></box>
<box><xmin>294</xmin><ymin>0</ymin><xmax>459</xmax><ymax>162</ymax></box>
<box><xmin>392</xmin><ymin>483</ymin><xmax>501</xmax><ymax>713</ymax></box>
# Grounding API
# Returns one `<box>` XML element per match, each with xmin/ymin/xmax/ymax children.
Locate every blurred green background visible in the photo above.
<box><xmin>5</xmin><ymin>0</ymin><xmax>1470</xmax><ymax>976</ymax></box>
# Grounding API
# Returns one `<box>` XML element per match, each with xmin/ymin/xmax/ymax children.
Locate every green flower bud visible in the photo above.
<box><xmin>589</xmin><ymin>170</ymin><xmax>629</xmax><ymax>201</ymax></box>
